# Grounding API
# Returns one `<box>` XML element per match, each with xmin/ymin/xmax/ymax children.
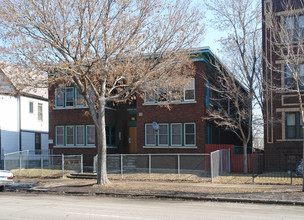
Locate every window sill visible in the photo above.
<box><xmin>54</xmin><ymin>106</ymin><xmax>117</xmax><ymax>111</ymax></box>
<box><xmin>143</xmin><ymin>145</ymin><xmax>197</xmax><ymax>149</ymax></box>
<box><xmin>277</xmin><ymin>139</ymin><xmax>303</xmax><ymax>142</ymax></box>
<box><xmin>53</xmin><ymin>145</ymin><xmax>96</xmax><ymax>148</ymax></box>
<box><xmin>143</xmin><ymin>101</ymin><xmax>197</xmax><ymax>106</ymax></box>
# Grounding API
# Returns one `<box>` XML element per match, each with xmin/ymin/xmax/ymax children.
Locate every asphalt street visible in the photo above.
<box><xmin>1</xmin><ymin>193</ymin><xmax>304</xmax><ymax>220</ymax></box>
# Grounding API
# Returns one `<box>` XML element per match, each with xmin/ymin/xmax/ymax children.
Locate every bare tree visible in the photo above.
<box><xmin>205</xmin><ymin>0</ymin><xmax>262</xmax><ymax>173</ymax></box>
<box><xmin>0</xmin><ymin>0</ymin><xmax>204</xmax><ymax>185</ymax></box>
<box><xmin>264</xmin><ymin>0</ymin><xmax>304</xmax><ymax>191</ymax></box>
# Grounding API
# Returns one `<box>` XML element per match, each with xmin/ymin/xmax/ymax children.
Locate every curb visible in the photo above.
<box><xmin>5</xmin><ymin>188</ymin><xmax>304</xmax><ymax>206</ymax></box>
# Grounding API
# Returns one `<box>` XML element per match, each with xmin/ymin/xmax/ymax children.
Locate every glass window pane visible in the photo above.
<box><xmin>87</xmin><ymin>126</ymin><xmax>95</xmax><ymax>145</ymax></box>
<box><xmin>66</xmin><ymin>87</ymin><xmax>74</xmax><ymax>107</ymax></box>
<box><xmin>286</xmin><ymin>113</ymin><xmax>296</xmax><ymax>126</ymax></box>
<box><xmin>299</xmin><ymin>15</ymin><xmax>304</xmax><ymax>28</ymax></box>
<box><xmin>66</xmin><ymin>126</ymin><xmax>74</xmax><ymax>145</ymax></box>
<box><xmin>146</xmin><ymin>125</ymin><xmax>154</xmax><ymax>135</ymax></box>
<box><xmin>76</xmin><ymin>126</ymin><xmax>84</xmax><ymax>145</ymax></box>
<box><xmin>55</xmin><ymin>88</ymin><xmax>64</xmax><ymax>107</ymax></box>
<box><xmin>285</xmin><ymin>16</ymin><xmax>294</xmax><ymax>30</ymax></box>
<box><xmin>186</xmin><ymin>135</ymin><xmax>195</xmax><ymax>145</ymax></box>
<box><xmin>185</xmin><ymin>90</ymin><xmax>194</xmax><ymax>100</ymax></box>
<box><xmin>159</xmin><ymin>124</ymin><xmax>168</xmax><ymax>145</ymax></box>
<box><xmin>185</xmin><ymin>124</ymin><xmax>194</xmax><ymax>133</ymax></box>
<box><xmin>75</xmin><ymin>88</ymin><xmax>85</xmax><ymax>106</ymax></box>
<box><xmin>172</xmin><ymin>135</ymin><xmax>181</xmax><ymax>145</ymax></box>
<box><xmin>185</xmin><ymin>123</ymin><xmax>195</xmax><ymax>145</ymax></box>
<box><xmin>145</xmin><ymin>91</ymin><xmax>155</xmax><ymax>103</ymax></box>
<box><xmin>147</xmin><ymin>135</ymin><xmax>155</xmax><ymax>145</ymax></box>
<box><xmin>56</xmin><ymin>127</ymin><xmax>64</xmax><ymax>145</ymax></box>
<box><xmin>158</xmin><ymin>88</ymin><xmax>168</xmax><ymax>102</ymax></box>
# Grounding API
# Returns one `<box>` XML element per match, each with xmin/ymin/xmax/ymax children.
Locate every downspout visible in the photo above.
<box><xmin>17</xmin><ymin>94</ymin><xmax>22</xmax><ymax>151</ymax></box>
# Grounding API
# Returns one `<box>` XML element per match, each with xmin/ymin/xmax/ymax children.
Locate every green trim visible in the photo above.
<box><xmin>129</xmin><ymin>121</ymin><xmax>137</xmax><ymax>127</ymax></box>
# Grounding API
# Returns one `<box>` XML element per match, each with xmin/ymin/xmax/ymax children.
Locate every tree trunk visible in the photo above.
<box><xmin>243</xmin><ymin>142</ymin><xmax>248</xmax><ymax>174</ymax></box>
<box><xmin>96</xmin><ymin>95</ymin><xmax>109</xmax><ymax>185</ymax></box>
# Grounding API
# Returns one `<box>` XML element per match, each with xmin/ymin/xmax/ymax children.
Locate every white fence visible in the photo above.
<box><xmin>94</xmin><ymin>154</ymin><xmax>211</xmax><ymax>179</ymax></box>
<box><xmin>210</xmin><ymin>149</ymin><xmax>231</xmax><ymax>182</ymax></box>
<box><xmin>3</xmin><ymin>151</ymin><xmax>83</xmax><ymax>177</ymax></box>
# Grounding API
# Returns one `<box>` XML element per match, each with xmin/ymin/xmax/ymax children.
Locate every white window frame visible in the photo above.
<box><xmin>66</xmin><ymin>125</ymin><xmax>74</xmax><ymax>146</ymax></box>
<box><xmin>37</xmin><ymin>103</ymin><xmax>43</xmax><ymax>121</ymax></box>
<box><xmin>76</xmin><ymin>125</ymin><xmax>85</xmax><ymax>145</ymax></box>
<box><xmin>145</xmin><ymin>124</ymin><xmax>156</xmax><ymax>146</ymax></box>
<box><xmin>184</xmin><ymin>123</ymin><xmax>196</xmax><ymax>146</ymax></box>
<box><xmin>56</xmin><ymin>126</ymin><xmax>64</xmax><ymax>146</ymax></box>
<box><xmin>75</xmin><ymin>88</ymin><xmax>86</xmax><ymax>107</ymax></box>
<box><xmin>184</xmin><ymin>78</ymin><xmax>195</xmax><ymax>101</ymax></box>
<box><xmin>65</xmin><ymin>87</ymin><xmax>74</xmax><ymax>107</ymax></box>
<box><xmin>55</xmin><ymin>87</ymin><xmax>64</xmax><ymax>108</ymax></box>
<box><xmin>145</xmin><ymin>90</ymin><xmax>155</xmax><ymax>104</ymax></box>
<box><xmin>171</xmin><ymin>123</ymin><xmax>182</xmax><ymax>146</ymax></box>
<box><xmin>158</xmin><ymin>123</ymin><xmax>169</xmax><ymax>146</ymax></box>
<box><xmin>86</xmin><ymin>125</ymin><xmax>95</xmax><ymax>145</ymax></box>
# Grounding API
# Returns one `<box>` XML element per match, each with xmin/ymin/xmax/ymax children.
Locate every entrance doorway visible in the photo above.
<box><xmin>128</xmin><ymin>127</ymin><xmax>137</xmax><ymax>153</ymax></box>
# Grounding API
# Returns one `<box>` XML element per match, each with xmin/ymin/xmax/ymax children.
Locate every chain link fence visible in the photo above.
<box><xmin>94</xmin><ymin>154</ymin><xmax>211</xmax><ymax>180</ymax></box>
<box><xmin>210</xmin><ymin>149</ymin><xmax>231</xmax><ymax>182</ymax></box>
<box><xmin>3</xmin><ymin>151</ymin><xmax>83</xmax><ymax>177</ymax></box>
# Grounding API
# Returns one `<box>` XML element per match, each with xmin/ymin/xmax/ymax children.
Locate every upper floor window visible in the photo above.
<box><xmin>284</xmin><ymin>64</ymin><xmax>304</xmax><ymax>89</ymax></box>
<box><xmin>144</xmin><ymin>78</ymin><xmax>195</xmax><ymax>104</ymax></box>
<box><xmin>38</xmin><ymin>103</ymin><xmax>43</xmax><ymax>121</ymax></box>
<box><xmin>55</xmin><ymin>86</ymin><xmax>87</xmax><ymax>108</ymax></box>
<box><xmin>29</xmin><ymin>101</ymin><xmax>33</xmax><ymax>114</ymax></box>
<box><xmin>284</xmin><ymin>14</ymin><xmax>304</xmax><ymax>41</ymax></box>
<box><xmin>286</xmin><ymin>112</ymin><xmax>303</xmax><ymax>139</ymax></box>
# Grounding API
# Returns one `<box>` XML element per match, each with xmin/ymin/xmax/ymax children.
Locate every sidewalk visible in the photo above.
<box><xmin>5</xmin><ymin>178</ymin><xmax>304</xmax><ymax>206</ymax></box>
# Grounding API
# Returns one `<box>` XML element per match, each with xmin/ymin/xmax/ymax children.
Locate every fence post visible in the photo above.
<box><xmin>41</xmin><ymin>156</ymin><xmax>43</xmax><ymax>177</ymax></box>
<box><xmin>19</xmin><ymin>151</ymin><xmax>22</xmax><ymax>176</ymax></box>
<box><xmin>62</xmin><ymin>154</ymin><xmax>64</xmax><ymax>178</ymax></box>
<box><xmin>228</xmin><ymin>148</ymin><xmax>231</xmax><ymax>173</ymax></box>
<box><xmin>220</xmin><ymin>150</ymin><xmax>223</xmax><ymax>175</ymax></box>
<box><xmin>210</xmin><ymin>152</ymin><xmax>213</xmax><ymax>182</ymax></box>
<box><xmin>178</xmin><ymin>154</ymin><xmax>180</xmax><ymax>180</ymax></box>
<box><xmin>3</xmin><ymin>154</ymin><xmax>6</xmax><ymax>170</ymax></box>
<box><xmin>121</xmin><ymin>154</ymin><xmax>123</xmax><ymax>179</ymax></box>
<box><xmin>149</xmin><ymin>154</ymin><xmax>151</xmax><ymax>179</ymax></box>
<box><xmin>81</xmin><ymin>154</ymin><xmax>83</xmax><ymax>174</ymax></box>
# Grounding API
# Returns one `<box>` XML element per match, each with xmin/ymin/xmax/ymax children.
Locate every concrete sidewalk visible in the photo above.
<box><xmin>5</xmin><ymin>178</ymin><xmax>304</xmax><ymax>206</ymax></box>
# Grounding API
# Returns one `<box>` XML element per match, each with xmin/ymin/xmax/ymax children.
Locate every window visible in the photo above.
<box><xmin>145</xmin><ymin>90</ymin><xmax>155</xmax><ymax>103</ymax></box>
<box><xmin>38</xmin><ymin>103</ymin><xmax>43</xmax><ymax>121</ymax></box>
<box><xmin>171</xmin><ymin>123</ymin><xmax>182</xmax><ymax>146</ymax></box>
<box><xmin>144</xmin><ymin>78</ymin><xmax>195</xmax><ymax>104</ymax></box>
<box><xmin>87</xmin><ymin>125</ymin><xmax>95</xmax><ymax>145</ymax></box>
<box><xmin>106</xmin><ymin>125</ymin><xmax>116</xmax><ymax>146</ymax></box>
<box><xmin>55</xmin><ymin>125</ymin><xmax>96</xmax><ymax>147</ymax></box>
<box><xmin>55</xmin><ymin>88</ymin><xmax>64</xmax><ymax>107</ymax></box>
<box><xmin>185</xmin><ymin>123</ymin><xmax>196</xmax><ymax>145</ymax></box>
<box><xmin>65</xmin><ymin>87</ymin><xmax>74</xmax><ymax>107</ymax></box>
<box><xmin>145</xmin><ymin>124</ymin><xmax>156</xmax><ymax>145</ymax></box>
<box><xmin>158</xmin><ymin>124</ymin><xmax>169</xmax><ymax>146</ymax></box>
<box><xmin>145</xmin><ymin>122</ymin><xmax>196</xmax><ymax>147</ymax></box>
<box><xmin>66</xmin><ymin>126</ymin><xmax>74</xmax><ymax>145</ymax></box>
<box><xmin>56</xmin><ymin>126</ymin><xmax>64</xmax><ymax>146</ymax></box>
<box><xmin>76</xmin><ymin>126</ymin><xmax>84</xmax><ymax>145</ymax></box>
<box><xmin>286</xmin><ymin>112</ymin><xmax>303</xmax><ymax>139</ymax></box>
<box><xmin>35</xmin><ymin>133</ymin><xmax>41</xmax><ymax>154</ymax></box>
<box><xmin>284</xmin><ymin>14</ymin><xmax>304</xmax><ymax>41</ymax></box>
<box><xmin>184</xmin><ymin>78</ymin><xmax>195</xmax><ymax>101</ymax></box>
<box><xmin>29</xmin><ymin>102</ymin><xmax>33</xmax><ymax>113</ymax></box>
<box><xmin>157</xmin><ymin>88</ymin><xmax>168</xmax><ymax>102</ymax></box>
<box><xmin>284</xmin><ymin>64</ymin><xmax>304</xmax><ymax>89</ymax></box>
<box><xmin>75</xmin><ymin>88</ymin><xmax>85</xmax><ymax>107</ymax></box>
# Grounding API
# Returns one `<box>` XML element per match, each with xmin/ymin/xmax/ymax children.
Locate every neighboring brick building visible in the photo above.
<box><xmin>263</xmin><ymin>0</ymin><xmax>304</xmax><ymax>171</ymax></box>
<box><xmin>49</xmin><ymin>47</ymin><xmax>243</xmax><ymax>166</ymax></box>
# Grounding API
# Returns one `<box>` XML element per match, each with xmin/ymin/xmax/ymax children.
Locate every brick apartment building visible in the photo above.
<box><xmin>48</xmin><ymin>47</ymin><xmax>243</xmax><ymax>166</ymax></box>
<box><xmin>263</xmin><ymin>0</ymin><xmax>304</xmax><ymax>171</ymax></box>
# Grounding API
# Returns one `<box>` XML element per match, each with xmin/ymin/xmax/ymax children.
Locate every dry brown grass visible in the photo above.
<box><xmin>11</xmin><ymin>169</ymin><xmax>303</xmax><ymax>185</ymax></box>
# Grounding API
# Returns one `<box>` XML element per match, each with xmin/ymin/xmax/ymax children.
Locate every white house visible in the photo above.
<box><xmin>0</xmin><ymin>64</ymin><xmax>48</xmax><ymax>164</ymax></box>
